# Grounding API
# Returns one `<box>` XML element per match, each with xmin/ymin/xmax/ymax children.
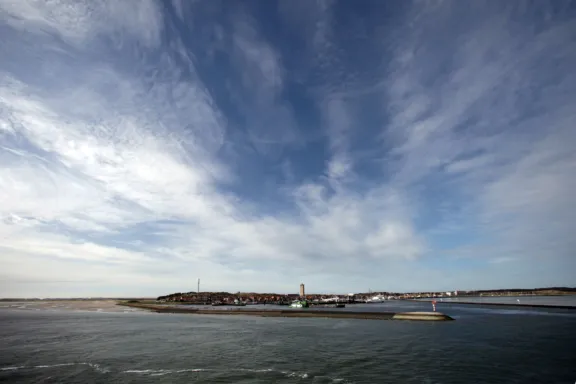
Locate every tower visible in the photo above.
<box><xmin>197</xmin><ymin>278</ymin><xmax>200</xmax><ymax>294</ymax></box>
<box><xmin>299</xmin><ymin>283</ymin><xmax>305</xmax><ymax>298</ymax></box>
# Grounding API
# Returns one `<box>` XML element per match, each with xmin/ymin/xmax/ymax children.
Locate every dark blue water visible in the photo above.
<box><xmin>1</xmin><ymin>301</ymin><xmax>575</xmax><ymax>383</ymax></box>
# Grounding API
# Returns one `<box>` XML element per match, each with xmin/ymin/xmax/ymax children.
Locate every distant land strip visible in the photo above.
<box><xmin>418</xmin><ymin>300</ymin><xmax>576</xmax><ymax>310</ymax></box>
<box><xmin>117</xmin><ymin>302</ymin><xmax>454</xmax><ymax>321</ymax></box>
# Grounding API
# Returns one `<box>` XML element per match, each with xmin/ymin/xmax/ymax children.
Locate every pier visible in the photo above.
<box><xmin>118</xmin><ymin>302</ymin><xmax>454</xmax><ymax>321</ymax></box>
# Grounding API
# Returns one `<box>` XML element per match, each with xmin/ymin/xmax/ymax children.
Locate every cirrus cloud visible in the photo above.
<box><xmin>1</xmin><ymin>0</ymin><xmax>575</xmax><ymax>297</ymax></box>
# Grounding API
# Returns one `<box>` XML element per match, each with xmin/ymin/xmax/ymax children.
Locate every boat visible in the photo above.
<box><xmin>289</xmin><ymin>300</ymin><xmax>309</xmax><ymax>308</ymax></box>
<box><xmin>233</xmin><ymin>299</ymin><xmax>246</xmax><ymax>306</ymax></box>
<box><xmin>368</xmin><ymin>295</ymin><xmax>386</xmax><ymax>303</ymax></box>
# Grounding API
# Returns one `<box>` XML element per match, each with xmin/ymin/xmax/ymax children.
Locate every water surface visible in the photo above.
<box><xmin>418</xmin><ymin>295</ymin><xmax>576</xmax><ymax>307</ymax></box>
<box><xmin>1</xmin><ymin>301</ymin><xmax>575</xmax><ymax>383</ymax></box>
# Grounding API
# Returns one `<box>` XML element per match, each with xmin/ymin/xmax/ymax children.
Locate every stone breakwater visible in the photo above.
<box><xmin>118</xmin><ymin>302</ymin><xmax>454</xmax><ymax>321</ymax></box>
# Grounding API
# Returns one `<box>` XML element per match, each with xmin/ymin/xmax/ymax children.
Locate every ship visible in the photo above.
<box><xmin>289</xmin><ymin>300</ymin><xmax>309</xmax><ymax>308</ymax></box>
<box><xmin>367</xmin><ymin>295</ymin><xmax>386</xmax><ymax>303</ymax></box>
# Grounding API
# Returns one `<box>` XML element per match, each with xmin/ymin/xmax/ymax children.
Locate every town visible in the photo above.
<box><xmin>156</xmin><ymin>284</ymin><xmax>576</xmax><ymax>305</ymax></box>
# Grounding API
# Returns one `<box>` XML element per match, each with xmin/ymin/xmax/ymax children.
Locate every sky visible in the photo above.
<box><xmin>1</xmin><ymin>0</ymin><xmax>575</xmax><ymax>298</ymax></box>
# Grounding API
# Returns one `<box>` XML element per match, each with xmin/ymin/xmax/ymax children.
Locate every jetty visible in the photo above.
<box><xmin>117</xmin><ymin>302</ymin><xmax>454</xmax><ymax>321</ymax></box>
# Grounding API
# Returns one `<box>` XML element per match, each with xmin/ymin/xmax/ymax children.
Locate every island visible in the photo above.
<box><xmin>117</xmin><ymin>301</ymin><xmax>454</xmax><ymax>321</ymax></box>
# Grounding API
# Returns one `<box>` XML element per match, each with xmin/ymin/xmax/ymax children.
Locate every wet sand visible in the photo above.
<box><xmin>0</xmin><ymin>300</ymin><xmax>138</xmax><ymax>313</ymax></box>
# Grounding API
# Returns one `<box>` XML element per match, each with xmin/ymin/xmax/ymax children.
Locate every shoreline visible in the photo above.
<box><xmin>117</xmin><ymin>302</ymin><xmax>454</xmax><ymax>321</ymax></box>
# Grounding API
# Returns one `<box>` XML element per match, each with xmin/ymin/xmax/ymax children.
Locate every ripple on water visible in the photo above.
<box><xmin>1</xmin><ymin>303</ymin><xmax>574</xmax><ymax>383</ymax></box>
<box><xmin>0</xmin><ymin>364</ymin><xmax>350</xmax><ymax>383</ymax></box>
<box><xmin>0</xmin><ymin>363</ymin><xmax>110</xmax><ymax>374</ymax></box>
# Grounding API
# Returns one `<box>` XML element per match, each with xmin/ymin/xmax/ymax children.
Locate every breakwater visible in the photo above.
<box><xmin>118</xmin><ymin>302</ymin><xmax>454</xmax><ymax>321</ymax></box>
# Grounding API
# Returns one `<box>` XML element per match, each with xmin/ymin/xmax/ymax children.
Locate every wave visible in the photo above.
<box><xmin>0</xmin><ymin>362</ymin><xmax>109</xmax><ymax>374</ymax></box>
<box><xmin>122</xmin><ymin>367</ymin><xmax>345</xmax><ymax>381</ymax></box>
<box><xmin>1</xmin><ymin>364</ymin><xmax>349</xmax><ymax>382</ymax></box>
<box><xmin>34</xmin><ymin>363</ymin><xmax>77</xmax><ymax>368</ymax></box>
<box><xmin>123</xmin><ymin>368</ymin><xmax>206</xmax><ymax>375</ymax></box>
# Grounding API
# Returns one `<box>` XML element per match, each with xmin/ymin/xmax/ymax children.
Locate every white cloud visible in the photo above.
<box><xmin>0</xmin><ymin>1</ymin><xmax>425</xmax><ymax>297</ymax></box>
<box><xmin>0</xmin><ymin>0</ymin><xmax>164</xmax><ymax>48</ymax></box>
<box><xmin>444</xmin><ymin>154</ymin><xmax>493</xmax><ymax>174</ymax></box>
<box><xmin>322</xmin><ymin>97</ymin><xmax>354</xmax><ymax>184</ymax></box>
<box><xmin>383</xmin><ymin>1</ymin><xmax>576</xmax><ymax>274</ymax></box>
<box><xmin>1</xmin><ymin>0</ymin><xmax>574</xmax><ymax>297</ymax></box>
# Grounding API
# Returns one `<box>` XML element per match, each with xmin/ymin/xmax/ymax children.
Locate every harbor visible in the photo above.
<box><xmin>135</xmin><ymin>282</ymin><xmax>574</xmax><ymax>320</ymax></box>
<box><xmin>155</xmin><ymin>282</ymin><xmax>575</xmax><ymax>306</ymax></box>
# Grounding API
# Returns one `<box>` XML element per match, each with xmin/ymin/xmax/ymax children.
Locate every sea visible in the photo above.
<box><xmin>1</xmin><ymin>297</ymin><xmax>575</xmax><ymax>383</ymax></box>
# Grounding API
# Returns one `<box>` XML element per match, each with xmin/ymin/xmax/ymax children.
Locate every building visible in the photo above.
<box><xmin>299</xmin><ymin>283</ymin><xmax>305</xmax><ymax>297</ymax></box>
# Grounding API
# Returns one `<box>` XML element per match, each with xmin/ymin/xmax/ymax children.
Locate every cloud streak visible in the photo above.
<box><xmin>1</xmin><ymin>0</ymin><xmax>575</xmax><ymax>297</ymax></box>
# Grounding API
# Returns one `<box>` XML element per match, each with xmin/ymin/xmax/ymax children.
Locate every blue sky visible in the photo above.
<box><xmin>1</xmin><ymin>0</ymin><xmax>575</xmax><ymax>297</ymax></box>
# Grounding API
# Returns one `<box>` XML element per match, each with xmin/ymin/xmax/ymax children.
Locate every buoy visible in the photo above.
<box><xmin>432</xmin><ymin>300</ymin><xmax>437</xmax><ymax>312</ymax></box>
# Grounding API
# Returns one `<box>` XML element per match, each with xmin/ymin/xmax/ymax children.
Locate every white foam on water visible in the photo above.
<box><xmin>34</xmin><ymin>363</ymin><xmax>76</xmax><ymax>368</ymax></box>
<box><xmin>2</xmin><ymin>364</ymin><xmax>350</xmax><ymax>382</ymax></box>
<box><xmin>238</xmin><ymin>368</ymin><xmax>274</xmax><ymax>373</ymax></box>
<box><xmin>122</xmin><ymin>367</ymin><xmax>313</xmax><ymax>378</ymax></box>
<box><xmin>118</xmin><ymin>366</ymin><xmax>346</xmax><ymax>381</ymax></box>
<box><xmin>124</xmin><ymin>369</ymin><xmax>156</xmax><ymax>373</ymax></box>
<box><xmin>283</xmin><ymin>370</ymin><xmax>311</xmax><ymax>379</ymax></box>
<box><xmin>1</xmin><ymin>362</ymin><xmax>110</xmax><ymax>373</ymax></box>
<box><xmin>123</xmin><ymin>368</ymin><xmax>207</xmax><ymax>374</ymax></box>
<box><xmin>86</xmin><ymin>363</ymin><xmax>110</xmax><ymax>373</ymax></box>
<box><xmin>313</xmin><ymin>375</ymin><xmax>352</xmax><ymax>383</ymax></box>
